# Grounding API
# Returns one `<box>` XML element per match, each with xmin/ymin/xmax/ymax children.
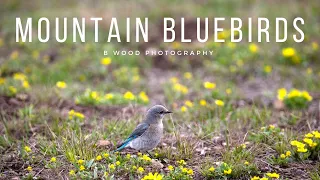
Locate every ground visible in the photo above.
<box><xmin>0</xmin><ymin>0</ymin><xmax>320</xmax><ymax>180</ymax></box>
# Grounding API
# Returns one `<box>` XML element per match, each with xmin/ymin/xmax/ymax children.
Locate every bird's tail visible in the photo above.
<box><xmin>114</xmin><ymin>137</ymin><xmax>133</xmax><ymax>152</ymax></box>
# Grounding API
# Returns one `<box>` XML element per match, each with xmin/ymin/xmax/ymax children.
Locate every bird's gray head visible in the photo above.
<box><xmin>145</xmin><ymin>105</ymin><xmax>172</xmax><ymax>124</ymax></box>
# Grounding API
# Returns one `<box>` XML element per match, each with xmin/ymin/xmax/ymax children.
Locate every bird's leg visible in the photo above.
<box><xmin>147</xmin><ymin>151</ymin><xmax>154</xmax><ymax>158</ymax></box>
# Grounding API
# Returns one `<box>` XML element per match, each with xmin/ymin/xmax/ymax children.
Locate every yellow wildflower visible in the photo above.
<box><xmin>142</xmin><ymin>154</ymin><xmax>151</xmax><ymax>162</ymax></box>
<box><xmin>187</xmin><ymin>169</ymin><xmax>194</xmax><ymax>175</ymax></box>
<box><xmin>249</xmin><ymin>43</ymin><xmax>258</xmax><ymax>53</ymax></box>
<box><xmin>266</xmin><ymin>172</ymin><xmax>280</xmax><ymax>179</ymax></box>
<box><xmin>115</xmin><ymin>161</ymin><xmax>120</xmax><ymax>166</ymax></box>
<box><xmin>285</xmin><ymin>151</ymin><xmax>291</xmax><ymax>157</ymax></box>
<box><xmin>280</xmin><ymin>154</ymin><xmax>286</xmax><ymax>159</ymax></box>
<box><xmin>68</xmin><ymin>110</ymin><xmax>85</xmax><ymax>120</ymax></box>
<box><xmin>184</xmin><ymin>72</ymin><xmax>193</xmax><ymax>79</ymax></box>
<box><xmin>301</xmin><ymin>91</ymin><xmax>312</xmax><ymax>101</ymax></box>
<box><xmin>269</xmin><ymin>125</ymin><xmax>275</xmax><ymax>130</ymax></box>
<box><xmin>203</xmin><ymin>81</ymin><xmax>216</xmax><ymax>89</ymax></box>
<box><xmin>96</xmin><ymin>155</ymin><xmax>102</xmax><ymax>161</ymax></box>
<box><xmin>100</xmin><ymin>57</ymin><xmax>112</xmax><ymax>66</ymax></box>
<box><xmin>56</xmin><ymin>81</ymin><xmax>67</xmax><ymax>89</ymax></box>
<box><xmin>181</xmin><ymin>106</ymin><xmax>188</xmax><ymax>112</ymax></box>
<box><xmin>79</xmin><ymin>165</ymin><xmax>85</xmax><ymax>171</ymax></box>
<box><xmin>297</xmin><ymin>147</ymin><xmax>308</xmax><ymax>153</ymax></box>
<box><xmin>109</xmin><ymin>164</ymin><xmax>115</xmax><ymax>170</ymax></box>
<box><xmin>185</xmin><ymin>100</ymin><xmax>193</xmax><ymax>107</ymax></box>
<box><xmin>224</xmin><ymin>168</ymin><xmax>232</xmax><ymax>175</ymax></box>
<box><xmin>103</xmin><ymin>153</ymin><xmax>109</xmax><ymax>158</ymax></box>
<box><xmin>22</xmin><ymin>81</ymin><xmax>30</xmax><ymax>89</ymax></box>
<box><xmin>104</xmin><ymin>93</ymin><xmax>114</xmax><ymax>100</ymax></box>
<box><xmin>199</xmin><ymin>99</ymin><xmax>207</xmax><ymax>106</ymax></box>
<box><xmin>264</xmin><ymin>65</ymin><xmax>272</xmax><ymax>73</ymax></box>
<box><xmin>77</xmin><ymin>159</ymin><xmax>85</xmax><ymax>165</ymax></box>
<box><xmin>244</xmin><ymin>161</ymin><xmax>249</xmax><ymax>165</ymax></box>
<box><xmin>24</xmin><ymin>146</ymin><xmax>32</xmax><ymax>153</ymax></box>
<box><xmin>9</xmin><ymin>86</ymin><xmax>17</xmax><ymax>94</ymax></box>
<box><xmin>132</xmin><ymin>165</ymin><xmax>137</xmax><ymax>170</ymax></box>
<box><xmin>305</xmin><ymin>133</ymin><xmax>314</xmax><ymax>138</ymax></box>
<box><xmin>137</xmin><ymin>167</ymin><xmax>144</xmax><ymax>173</ymax></box>
<box><xmin>170</xmin><ymin>77</ymin><xmax>179</xmax><ymax>84</ymax></box>
<box><xmin>282</xmin><ymin>47</ymin><xmax>296</xmax><ymax>57</ymax></box>
<box><xmin>173</xmin><ymin>83</ymin><xmax>188</xmax><ymax>94</ymax></box>
<box><xmin>260</xmin><ymin>178</ymin><xmax>268</xmax><ymax>180</ymax></box>
<box><xmin>226</xmin><ymin>88</ymin><xmax>232</xmax><ymax>95</ymax></box>
<box><xmin>209</xmin><ymin>166</ymin><xmax>215</xmax><ymax>172</ymax></box>
<box><xmin>141</xmin><ymin>172</ymin><xmax>163</xmax><ymax>180</ymax></box>
<box><xmin>177</xmin><ymin>159</ymin><xmax>186</xmax><ymax>165</ymax></box>
<box><xmin>139</xmin><ymin>91</ymin><xmax>149</xmax><ymax>103</ymax></box>
<box><xmin>251</xmin><ymin>176</ymin><xmax>260</xmax><ymax>180</ymax></box>
<box><xmin>0</xmin><ymin>77</ymin><xmax>6</xmax><ymax>85</ymax></box>
<box><xmin>312</xmin><ymin>131</ymin><xmax>320</xmax><ymax>138</ymax></box>
<box><xmin>126</xmin><ymin>154</ymin><xmax>131</xmax><ymax>159</ymax></box>
<box><xmin>277</xmin><ymin>88</ymin><xmax>287</xmax><ymax>101</ymax></box>
<box><xmin>124</xmin><ymin>91</ymin><xmax>135</xmax><ymax>100</ymax></box>
<box><xmin>168</xmin><ymin>165</ymin><xmax>174</xmax><ymax>171</ymax></box>
<box><xmin>303</xmin><ymin>138</ymin><xmax>317</xmax><ymax>147</ymax></box>
<box><xmin>69</xmin><ymin>170</ymin><xmax>75</xmax><ymax>175</ymax></box>
<box><xmin>13</xmin><ymin>73</ymin><xmax>27</xmax><ymax>81</ymax></box>
<box><xmin>26</xmin><ymin>166</ymin><xmax>32</xmax><ymax>171</ymax></box>
<box><xmin>215</xmin><ymin>100</ymin><xmax>225</xmax><ymax>107</ymax></box>
<box><xmin>50</xmin><ymin>157</ymin><xmax>57</xmax><ymax>163</ymax></box>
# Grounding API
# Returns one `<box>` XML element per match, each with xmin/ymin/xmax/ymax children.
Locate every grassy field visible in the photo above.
<box><xmin>1</xmin><ymin>0</ymin><xmax>320</xmax><ymax>179</ymax></box>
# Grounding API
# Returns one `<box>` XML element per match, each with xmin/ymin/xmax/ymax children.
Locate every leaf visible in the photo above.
<box><xmin>86</xmin><ymin>159</ymin><xmax>94</xmax><ymax>169</ymax></box>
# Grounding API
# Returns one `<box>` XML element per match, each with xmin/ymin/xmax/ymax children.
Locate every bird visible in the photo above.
<box><xmin>115</xmin><ymin>105</ymin><xmax>172</xmax><ymax>153</ymax></box>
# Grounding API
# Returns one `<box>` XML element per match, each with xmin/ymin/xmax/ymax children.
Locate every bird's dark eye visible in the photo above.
<box><xmin>159</xmin><ymin>111</ymin><xmax>164</xmax><ymax>114</ymax></box>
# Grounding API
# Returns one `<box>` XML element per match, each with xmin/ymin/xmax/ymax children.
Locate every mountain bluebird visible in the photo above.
<box><xmin>116</xmin><ymin>105</ymin><xmax>172</xmax><ymax>152</ymax></box>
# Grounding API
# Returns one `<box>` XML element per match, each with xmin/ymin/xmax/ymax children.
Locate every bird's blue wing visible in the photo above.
<box><xmin>116</xmin><ymin>123</ymin><xmax>149</xmax><ymax>151</ymax></box>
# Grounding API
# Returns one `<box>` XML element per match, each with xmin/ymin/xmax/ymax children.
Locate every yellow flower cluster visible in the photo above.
<box><xmin>277</xmin><ymin>88</ymin><xmax>312</xmax><ymax>101</ymax></box>
<box><xmin>249</xmin><ymin>43</ymin><xmax>259</xmax><ymax>53</ymax></box>
<box><xmin>203</xmin><ymin>81</ymin><xmax>216</xmax><ymax>89</ymax></box>
<box><xmin>266</xmin><ymin>172</ymin><xmax>280</xmax><ymax>179</ymax></box>
<box><xmin>24</xmin><ymin>146</ymin><xmax>32</xmax><ymax>153</ymax></box>
<box><xmin>223</xmin><ymin>168</ymin><xmax>232</xmax><ymax>175</ymax></box>
<box><xmin>280</xmin><ymin>151</ymin><xmax>291</xmax><ymax>159</ymax></box>
<box><xmin>13</xmin><ymin>73</ymin><xmax>30</xmax><ymax>89</ymax></box>
<box><xmin>173</xmin><ymin>83</ymin><xmax>188</xmax><ymax>94</ymax></box>
<box><xmin>100</xmin><ymin>57</ymin><xmax>112</xmax><ymax>66</ymax></box>
<box><xmin>291</xmin><ymin>140</ymin><xmax>307</xmax><ymax>153</ymax></box>
<box><xmin>68</xmin><ymin>110</ymin><xmax>85</xmax><ymax>120</ymax></box>
<box><xmin>141</xmin><ymin>154</ymin><xmax>152</xmax><ymax>162</ymax></box>
<box><xmin>215</xmin><ymin>100</ymin><xmax>225</xmax><ymax>107</ymax></box>
<box><xmin>181</xmin><ymin>167</ymin><xmax>194</xmax><ymax>175</ymax></box>
<box><xmin>56</xmin><ymin>81</ymin><xmax>67</xmax><ymax>89</ymax></box>
<box><xmin>139</xmin><ymin>91</ymin><xmax>149</xmax><ymax>103</ymax></box>
<box><xmin>141</xmin><ymin>172</ymin><xmax>163</xmax><ymax>180</ymax></box>
<box><xmin>124</xmin><ymin>91</ymin><xmax>136</xmax><ymax>100</ymax></box>
<box><xmin>282</xmin><ymin>47</ymin><xmax>300</xmax><ymax>64</ymax></box>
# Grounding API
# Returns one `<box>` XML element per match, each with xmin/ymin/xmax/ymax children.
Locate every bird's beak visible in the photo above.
<box><xmin>165</xmin><ymin>111</ymin><xmax>172</xmax><ymax>114</ymax></box>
